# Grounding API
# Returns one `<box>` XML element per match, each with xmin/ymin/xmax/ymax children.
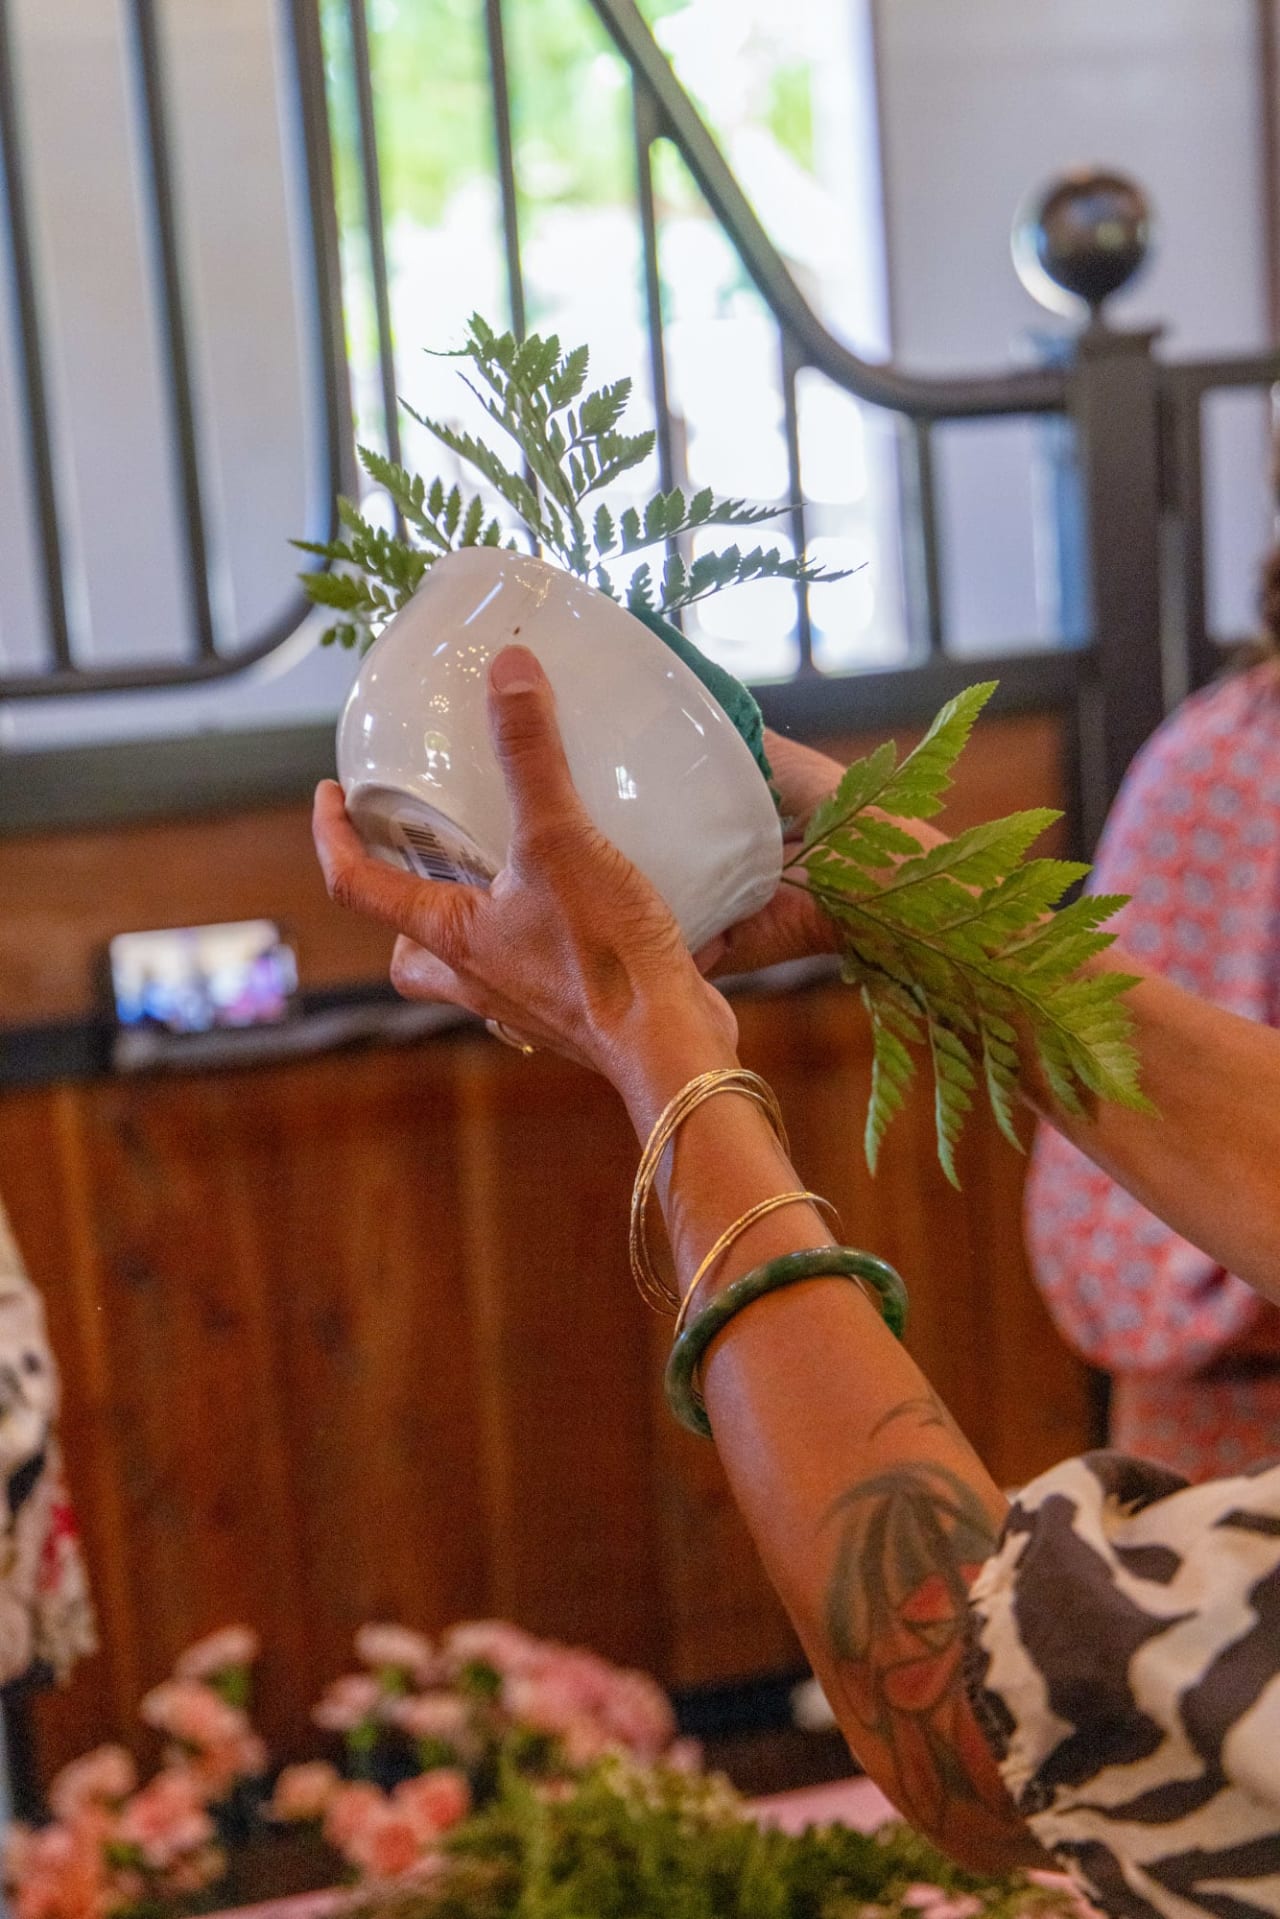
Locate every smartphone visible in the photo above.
<box><xmin>107</xmin><ymin>920</ymin><xmax>298</xmax><ymax>1036</ymax></box>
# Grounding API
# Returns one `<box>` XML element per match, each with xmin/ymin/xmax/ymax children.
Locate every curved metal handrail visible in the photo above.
<box><xmin>590</xmin><ymin>0</ymin><xmax>1067</xmax><ymax>421</ymax></box>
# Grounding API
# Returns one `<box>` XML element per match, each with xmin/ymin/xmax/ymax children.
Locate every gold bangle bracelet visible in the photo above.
<box><xmin>671</xmin><ymin>1191</ymin><xmax>843</xmax><ymax>1344</ymax></box>
<box><xmin>630</xmin><ymin>1069</ymin><xmax>789</xmax><ymax>1313</ymax></box>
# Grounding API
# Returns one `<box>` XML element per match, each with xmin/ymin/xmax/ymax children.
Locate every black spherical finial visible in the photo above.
<box><xmin>1012</xmin><ymin>169</ymin><xmax>1152</xmax><ymax>322</ymax></box>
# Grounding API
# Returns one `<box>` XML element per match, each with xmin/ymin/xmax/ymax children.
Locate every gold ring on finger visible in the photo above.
<box><xmin>486</xmin><ymin>1019</ymin><xmax>536</xmax><ymax>1057</ymax></box>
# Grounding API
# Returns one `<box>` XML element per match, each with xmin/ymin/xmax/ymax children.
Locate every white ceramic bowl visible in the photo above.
<box><xmin>336</xmin><ymin>548</ymin><xmax>782</xmax><ymax>953</ymax></box>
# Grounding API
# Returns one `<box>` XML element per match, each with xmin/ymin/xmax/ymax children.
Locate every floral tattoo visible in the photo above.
<box><xmin>821</xmin><ymin>1428</ymin><xmax>1015</xmax><ymax>1853</ymax></box>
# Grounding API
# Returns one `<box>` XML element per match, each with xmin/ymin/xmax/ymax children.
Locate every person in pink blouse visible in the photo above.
<box><xmin>1025</xmin><ymin>646</ymin><xmax>1280</xmax><ymax>1481</ymax></box>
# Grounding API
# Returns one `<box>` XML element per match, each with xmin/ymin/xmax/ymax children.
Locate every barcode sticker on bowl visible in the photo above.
<box><xmin>394</xmin><ymin>816</ymin><xmax>494</xmax><ymax>888</ymax></box>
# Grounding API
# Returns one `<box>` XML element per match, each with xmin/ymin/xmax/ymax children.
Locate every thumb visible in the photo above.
<box><xmin>487</xmin><ymin>645</ymin><xmax>585</xmax><ymax>843</ymax></box>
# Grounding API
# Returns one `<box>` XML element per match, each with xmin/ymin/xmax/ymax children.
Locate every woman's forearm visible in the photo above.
<box><xmin>609</xmin><ymin>998</ymin><xmax>1037</xmax><ymax>1874</ymax></box>
<box><xmin>1027</xmin><ymin>959</ymin><xmax>1280</xmax><ymax>1303</ymax></box>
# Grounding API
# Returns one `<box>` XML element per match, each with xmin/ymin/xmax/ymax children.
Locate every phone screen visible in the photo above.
<box><xmin>108</xmin><ymin>921</ymin><xmax>298</xmax><ymax>1035</ymax></box>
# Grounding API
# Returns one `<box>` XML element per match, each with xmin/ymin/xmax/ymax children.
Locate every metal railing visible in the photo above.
<box><xmin>1</xmin><ymin>0</ymin><xmax>1277</xmax><ymax>846</ymax></box>
<box><xmin>0</xmin><ymin>0</ymin><xmax>349</xmax><ymax>699</ymax></box>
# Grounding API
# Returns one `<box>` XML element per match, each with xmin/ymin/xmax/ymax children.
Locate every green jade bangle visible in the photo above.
<box><xmin>665</xmin><ymin>1247</ymin><xmax>909</xmax><ymax>1439</ymax></box>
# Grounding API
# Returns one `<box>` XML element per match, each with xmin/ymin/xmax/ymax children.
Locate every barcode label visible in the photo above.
<box><xmin>399</xmin><ymin>821</ymin><xmax>463</xmax><ymax>881</ymax></box>
<box><xmin>395</xmin><ymin>817</ymin><xmax>493</xmax><ymax>888</ymax></box>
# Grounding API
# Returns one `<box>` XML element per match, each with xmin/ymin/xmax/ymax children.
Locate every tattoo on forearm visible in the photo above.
<box><xmin>821</xmin><ymin>1459</ymin><xmax>1011</xmax><ymax>1845</ymax></box>
<box><xmin>867</xmin><ymin>1394</ymin><xmax>959</xmax><ymax>1442</ymax></box>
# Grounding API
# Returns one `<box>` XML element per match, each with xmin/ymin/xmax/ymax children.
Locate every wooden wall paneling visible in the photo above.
<box><xmin>55</xmin><ymin>1073</ymin><xmax>312</xmax><ymax>1762</ymax></box>
<box><xmin>447</xmin><ymin>1037</ymin><xmax>672</xmax><ymax>1677</ymax></box>
<box><xmin>234</xmin><ymin>1046</ymin><xmax>489</xmax><ymax>1721</ymax></box>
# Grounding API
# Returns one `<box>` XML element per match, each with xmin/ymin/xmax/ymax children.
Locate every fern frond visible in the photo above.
<box><xmin>927</xmin><ymin>1015</ymin><xmax>977</xmax><ymax>1189</ymax></box>
<box><xmin>797</xmin><ymin>694</ymin><xmax>1146</xmax><ymax>1177</ymax></box>
<box><xmin>863</xmin><ymin>983</ymin><xmax>923</xmax><ymax>1174</ymax></box>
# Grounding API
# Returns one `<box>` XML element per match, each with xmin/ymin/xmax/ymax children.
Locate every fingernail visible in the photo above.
<box><xmin>489</xmin><ymin>645</ymin><xmax>541</xmax><ymax>695</ymax></box>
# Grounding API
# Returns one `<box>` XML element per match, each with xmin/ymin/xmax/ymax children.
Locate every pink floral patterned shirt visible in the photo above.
<box><xmin>1025</xmin><ymin>664</ymin><xmax>1280</xmax><ymax>1481</ymax></box>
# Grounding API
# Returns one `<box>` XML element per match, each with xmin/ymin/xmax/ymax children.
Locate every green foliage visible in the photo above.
<box><xmin>352</xmin><ymin>1759</ymin><xmax>1083</xmax><ymax>1919</ymax></box>
<box><xmin>296</xmin><ymin>314</ymin><xmax>847</xmax><ymax>645</ymax></box>
<box><xmin>797</xmin><ymin>683</ymin><xmax>1148</xmax><ymax>1184</ymax></box>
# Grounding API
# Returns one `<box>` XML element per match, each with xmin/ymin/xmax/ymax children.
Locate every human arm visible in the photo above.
<box><xmin>1021</xmin><ymin>963</ymin><xmax>1280</xmax><ymax>1307</ymax></box>
<box><xmin>313</xmin><ymin>651</ymin><xmax>1036</xmax><ymax>1871</ymax></box>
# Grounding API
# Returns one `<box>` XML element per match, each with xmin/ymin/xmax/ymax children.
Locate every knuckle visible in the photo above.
<box><xmin>424</xmin><ymin>890</ymin><xmax>475</xmax><ymax>970</ymax></box>
<box><xmin>326</xmin><ymin>855</ymin><xmax>358</xmax><ymax>911</ymax></box>
<box><xmin>515</xmin><ymin>811</ymin><xmax>589</xmax><ymax>870</ymax></box>
<box><xmin>494</xmin><ymin>692</ymin><xmax>549</xmax><ymax>758</ymax></box>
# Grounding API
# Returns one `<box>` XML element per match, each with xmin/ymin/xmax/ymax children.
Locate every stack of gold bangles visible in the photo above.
<box><xmin>630</xmin><ymin>1068</ymin><xmax>909</xmax><ymax>1438</ymax></box>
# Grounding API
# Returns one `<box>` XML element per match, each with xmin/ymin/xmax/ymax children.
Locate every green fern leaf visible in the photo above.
<box><xmin>876</xmin><ymin>682</ymin><xmax>997</xmax><ymax>821</ymax></box>
<box><xmin>928</xmin><ymin>1017</ymin><xmax>977</xmax><ymax>1190</ymax></box>
<box><xmin>803</xmin><ymin>742</ymin><xmax>900</xmax><ymax>850</ymax></box>
<box><xmin>626</xmin><ymin>562</ymin><xmax>655</xmax><ymax>613</ymax></box>
<box><xmin>978</xmin><ymin>1009</ymin><xmax>1023</xmax><ymax>1152</ymax></box>
<box><xmin>547</xmin><ymin>342</ymin><xmax>589</xmax><ymax>407</ymax></box>
<box><xmin>460</xmin><ymin>494</ymin><xmax>485</xmax><ymax>545</ymax></box>
<box><xmin>863</xmin><ymin>985</ymin><xmax>922</xmax><ymax>1173</ymax></box>
<box><xmin>660</xmin><ymin>550</ymin><xmax>687</xmax><ymax>607</ymax></box>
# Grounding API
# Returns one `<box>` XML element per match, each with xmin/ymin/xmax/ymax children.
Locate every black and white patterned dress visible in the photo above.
<box><xmin>966</xmin><ymin>1452</ymin><xmax>1280</xmax><ymax>1918</ymax></box>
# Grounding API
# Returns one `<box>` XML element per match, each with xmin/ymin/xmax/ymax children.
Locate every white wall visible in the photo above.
<box><xmin>875</xmin><ymin>0</ymin><xmax>1274</xmax><ymax>653</ymax></box>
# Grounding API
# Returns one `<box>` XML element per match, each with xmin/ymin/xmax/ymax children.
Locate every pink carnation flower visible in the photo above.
<box><xmin>117</xmin><ymin>1770</ymin><xmax>215</xmax><ymax>1872</ymax></box>
<box><xmin>47</xmin><ymin>1748</ymin><xmax>137</xmax><ymax>1822</ymax></box>
<box><xmin>392</xmin><ymin>1769</ymin><xmax>470</xmax><ymax>1838</ymax></box>
<box><xmin>353</xmin><ymin>1624</ymin><xmax>435</xmax><ymax>1681</ymax></box>
<box><xmin>443</xmin><ymin>1620</ymin><xmax>542</xmax><ymax>1677</ymax></box>
<box><xmin>313</xmin><ymin>1673</ymin><xmax>383</xmax><ymax>1732</ymax></box>
<box><xmin>188</xmin><ymin>1732</ymin><xmax>268</xmax><ymax>1802</ymax></box>
<box><xmin>267</xmin><ymin>1761</ymin><xmax>342</xmax><ymax>1824</ymax></box>
<box><xmin>139</xmin><ymin>1680</ymin><xmax>248</xmax><ymax>1751</ymax></box>
<box><xmin>599</xmin><ymin>1670</ymin><xmax>677</xmax><ymax>1758</ymax></box>
<box><xmin>341</xmin><ymin>1804</ymin><xmax>426</xmax><ymax>1883</ymax></box>
<box><xmin>386</xmin><ymin>1693</ymin><xmax>471</xmax><ymax>1744</ymax></box>
<box><xmin>9</xmin><ymin>1823</ymin><xmax>107</xmax><ymax>1919</ymax></box>
<box><xmin>323</xmin><ymin>1782</ymin><xmax>385</xmax><ymax>1852</ymax></box>
<box><xmin>173</xmin><ymin>1626</ymin><xmax>259</xmax><ymax>1682</ymax></box>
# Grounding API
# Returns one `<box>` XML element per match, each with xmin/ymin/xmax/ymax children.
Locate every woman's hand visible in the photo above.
<box><xmin>693</xmin><ymin>732</ymin><xmax>843</xmax><ymax>979</ymax></box>
<box><xmin>697</xmin><ymin>730</ymin><xmax>947</xmax><ymax>980</ymax></box>
<box><xmin>313</xmin><ymin>645</ymin><xmax>737</xmax><ymax>1083</ymax></box>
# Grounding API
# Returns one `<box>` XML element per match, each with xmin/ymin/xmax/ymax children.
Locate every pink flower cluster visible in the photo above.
<box><xmin>271</xmin><ymin>1767</ymin><xmax>471</xmax><ymax>1880</ymax></box>
<box><xmin>5</xmin><ymin>1626</ymin><xmax>266</xmax><ymax>1919</ymax></box>
<box><xmin>10</xmin><ymin>1616</ymin><xmax>689</xmax><ymax>1908</ymax></box>
<box><xmin>312</xmin><ymin>1617</ymin><xmax>688</xmax><ymax>1781</ymax></box>
<box><xmin>499</xmin><ymin>1643</ymin><xmax>680</xmax><ymax>1766</ymax></box>
<box><xmin>5</xmin><ymin>1750</ymin><xmax>223</xmax><ymax>1919</ymax></box>
<box><xmin>140</xmin><ymin>1678</ymin><xmax>267</xmax><ymax>1802</ymax></box>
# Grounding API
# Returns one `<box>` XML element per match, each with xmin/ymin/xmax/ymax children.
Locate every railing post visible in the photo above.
<box><xmin>1013</xmin><ymin>169</ymin><xmax>1164</xmax><ymax>851</ymax></box>
<box><xmin>1069</xmin><ymin>325</ymin><xmax>1167</xmax><ymax>849</ymax></box>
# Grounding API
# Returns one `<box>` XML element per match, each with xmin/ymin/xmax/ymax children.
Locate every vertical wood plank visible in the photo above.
<box><xmin>452</xmin><ymin>1036</ymin><xmax>672</xmax><ymax>1676</ymax></box>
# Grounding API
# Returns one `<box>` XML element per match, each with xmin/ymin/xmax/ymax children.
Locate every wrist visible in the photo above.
<box><xmin>597</xmin><ymin>989</ymin><xmax>741</xmax><ymax>1136</ymax></box>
